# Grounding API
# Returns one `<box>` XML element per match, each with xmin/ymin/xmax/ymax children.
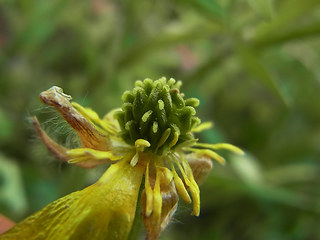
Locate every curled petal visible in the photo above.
<box><xmin>72</xmin><ymin>102</ymin><xmax>118</xmax><ymax>136</ymax></box>
<box><xmin>39</xmin><ymin>86</ymin><xmax>110</xmax><ymax>150</ymax></box>
<box><xmin>33</xmin><ymin>117</ymin><xmax>111</xmax><ymax>169</ymax></box>
<box><xmin>1</xmin><ymin>160</ymin><xmax>144</xmax><ymax>240</ymax></box>
<box><xmin>32</xmin><ymin>117</ymin><xmax>69</xmax><ymax>162</ymax></box>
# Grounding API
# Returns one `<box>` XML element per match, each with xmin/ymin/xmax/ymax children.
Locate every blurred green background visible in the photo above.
<box><xmin>1</xmin><ymin>0</ymin><xmax>320</xmax><ymax>239</ymax></box>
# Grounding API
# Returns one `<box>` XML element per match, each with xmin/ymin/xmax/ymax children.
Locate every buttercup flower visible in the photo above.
<box><xmin>0</xmin><ymin>78</ymin><xmax>243</xmax><ymax>240</ymax></box>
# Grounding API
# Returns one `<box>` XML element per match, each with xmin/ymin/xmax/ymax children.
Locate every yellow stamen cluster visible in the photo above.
<box><xmin>115</xmin><ymin>77</ymin><xmax>200</xmax><ymax>156</ymax></box>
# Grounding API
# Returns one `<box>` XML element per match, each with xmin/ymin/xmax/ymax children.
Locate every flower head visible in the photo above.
<box><xmin>0</xmin><ymin>78</ymin><xmax>243</xmax><ymax>240</ymax></box>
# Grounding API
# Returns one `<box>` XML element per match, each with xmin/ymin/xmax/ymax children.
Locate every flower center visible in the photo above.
<box><xmin>115</xmin><ymin>77</ymin><xmax>201</xmax><ymax>155</ymax></box>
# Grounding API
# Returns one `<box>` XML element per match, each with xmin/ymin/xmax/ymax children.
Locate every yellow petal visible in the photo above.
<box><xmin>66</xmin><ymin>148</ymin><xmax>125</xmax><ymax>168</ymax></box>
<box><xmin>1</xmin><ymin>160</ymin><xmax>144</xmax><ymax>240</ymax></box>
<box><xmin>68</xmin><ymin>148</ymin><xmax>121</xmax><ymax>159</ymax></box>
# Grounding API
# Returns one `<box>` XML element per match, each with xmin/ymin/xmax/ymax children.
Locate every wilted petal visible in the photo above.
<box><xmin>33</xmin><ymin>117</ymin><xmax>109</xmax><ymax>169</ymax></box>
<box><xmin>32</xmin><ymin>117</ymin><xmax>69</xmax><ymax>162</ymax></box>
<box><xmin>0</xmin><ymin>160</ymin><xmax>144</xmax><ymax>240</ymax></box>
<box><xmin>71</xmin><ymin>102</ymin><xmax>118</xmax><ymax>136</ymax></box>
<box><xmin>186</xmin><ymin>154</ymin><xmax>213</xmax><ymax>185</ymax></box>
<box><xmin>39</xmin><ymin>86</ymin><xmax>110</xmax><ymax>150</ymax></box>
<box><xmin>142</xmin><ymin>181</ymin><xmax>178</xmax><ymax>240</ymax></box>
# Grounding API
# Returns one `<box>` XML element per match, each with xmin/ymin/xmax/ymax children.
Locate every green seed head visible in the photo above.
<box><xmin>115</xmin><ymin>77</ymin><xmax>201</xmax><ymax>155</ymax></box>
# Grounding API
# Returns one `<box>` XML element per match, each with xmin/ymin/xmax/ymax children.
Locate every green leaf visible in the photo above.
<box><xmin>183</xmin><ymin>47</ymin><xmax>232</xmax><ymax>88</ymax></box>
<box><xmin>255</xmin><ymin>0</ymin><xmax>320</xmax><ymax>38</ymax></box>
<box><xmin>174</xmin><ymin>0</ymin><xmax>226</xmax><ymax>21</ymax></box>
<box><xmin>0</xmin><ymin>109</ymin><xmax>14</xmax><ymax>142</ymax></box>
<box><xmin>7</xmin><ymin>0</ymin><xmax>69</xmax><ymax>54</ymax></box>
<box><xmin>236</xmin><ymin>45</ymin><xmax>289</xmax><ymax>105</ymax></box>
<box><xmin>0</xmin><ymin>154</ymin><xmax>28</xmax><ymax>218</ymax></box>
<box><xmin>118</xmin><ymin>25</ymin><xmax>221</xmax><ymax>68</ymax></box>
<box><xmin>246</xmin><ymin>0</ymin><xmax>274</xmax><ymax>19</ymax></box>
<box><xmin>252</xmin><ymin>21</ymin><xmax>320</xmax><ymax>48</ymax></box>
<box><xmin>230</xmin><ymin>154</ymin><xmax>263</xmax><ymax>185</ymax></box>
<box><xmin>264</xmin><ymin>163</ymin><xmax>318</xmax><ymax>185</ymax></box>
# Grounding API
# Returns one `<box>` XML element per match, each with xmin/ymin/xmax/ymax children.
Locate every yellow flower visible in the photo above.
<box><xmin>0</xmin><ymin>78</ymin><xmax>243</xmax><ymax>240</ymax></box>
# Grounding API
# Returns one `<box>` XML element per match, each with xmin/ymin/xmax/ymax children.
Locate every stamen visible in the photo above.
<box><xmin>130</xmin><ymin>153</ymin><xmax>139</xmax><ymax>167</ymax></box>
<box><xmin>195</xmin><ymin>143</ymin><xmax>244</xmax><ymax>155</ymax></box>
<box><xmin>172</xmin><ymin>153</ymin><xmax>200</xmax><ymax>216</ymax></box>
<box><xmin>158</xmin><ymin>167</ymin><xmax>173</xmax><ymax>186</ymax></box>
<box><xmin>191</xmin><ymin>121</ymin><xmax>213</xmax><ymax>133</ymax></box>
<box><xmin>115</xmin><ymin>78</ymin><xmax>202</xmax><ymax>155</ymax></box>
<box><xmin>152</xmin><ymin>121</ymin><xmax>158</xmax><ymax>133</ymax></box>
<box><xmin>130</xmin><ymin>139</ymin><xmax>151</xmax><ymax>166</ymax></box>
<box><xmin>153</xmin><ymin>167</ymin><xmax>162</xmax><ymax>223</ymax></box>
<box><xmin>135</xmin><ymin>139</ymin><xmax>151</xmax><ymax>152</ymax></box>
<box><xmin>169</xmin><ymin>162</ymin><xmax>191</xmax><ymax>204</ymax></box>
<box><xmin>145</xmin><ymin>162</ymin><xmax>153</xmax><ymax>217</ymax></box>
<box><xmin>158</xmin><ymin>100</ymin><xmax>164</xmax><ymax>110</ymax></box>
<box><xmin>142</xmin><ymin>110</ymin><xmax>153</xmax><ymax>122</ymax></box>
<box><xmin>186</xmin><ymin>148</ymin><xmax>226</xmax><ymax>165</ymax></box>
<box><xmin>168</xmin><ymin>132</ymin><xmax>179</xmax><ymax>149</ymax></box>
<box><xmin>155</xmin><ymin>128</ymin><xmax>171</xmax><ymax>152</ymax></box>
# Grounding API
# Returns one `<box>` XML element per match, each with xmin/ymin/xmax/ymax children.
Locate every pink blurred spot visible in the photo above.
<box><xmin>0</xmin><ymin>214</ymin><xmax>15</xmax><ymax>235</ymax></box>
<box><xmin>177</xmin><ymin>45</ymin><xmax>198</xmax><ymax>71</ymax></box>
